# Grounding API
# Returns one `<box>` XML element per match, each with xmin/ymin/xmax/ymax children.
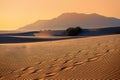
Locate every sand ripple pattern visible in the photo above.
<box><xmin>0</xmin><ymin>34</ymin><xmax>120</xmax><ymax>80</ymax></box>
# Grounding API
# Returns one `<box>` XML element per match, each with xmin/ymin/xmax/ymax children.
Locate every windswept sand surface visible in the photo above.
<box><xmin>0</xmin><ymin>34</ymin><xmax>120</xmax><ymax>80</ymax></box>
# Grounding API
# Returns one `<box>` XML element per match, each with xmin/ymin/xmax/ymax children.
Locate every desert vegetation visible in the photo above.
<box><xmin>65</xmin><ymin>26</ymin><xmax>82</xmax><ymax>36</ymax></box>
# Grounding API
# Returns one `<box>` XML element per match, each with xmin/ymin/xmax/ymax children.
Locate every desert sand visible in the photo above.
<box><xmin>0</xmin><ymin>34</ymin><xmax>120</xmax><ymax>80</ymax></box>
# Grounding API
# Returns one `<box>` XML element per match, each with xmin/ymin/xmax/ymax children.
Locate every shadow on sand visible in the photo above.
<box><xmin>0</xmin><ymin>36</ymin><xmax>78</xmax><ymax>44</ymax></box>
<box><xmin>0</xmin><ymin>27</ymin><xmax>120</xmax><ymax>44</ymax></box>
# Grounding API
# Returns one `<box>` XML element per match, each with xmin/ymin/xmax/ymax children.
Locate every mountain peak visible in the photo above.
<box><xmin>58</xmin><ymin>12</ymin><xmax>86</xmax><ymax>17</ymax></box>
<box><xmin>57</xmin><ymin>13</ymin><xmax>107</xmax><ymax>20</ymax></box>
<box><xmin>88</xmin><ymin>13</ymin><xmax>106</xmax><ymax>17</ymax></box>
<box><xmin>89</xmin><ymin>13</ymin><xmax>100</xmax><ymax>15</ymax></box>
<box><xmin>19</xmin><ymin>13</ymin><xmax>120</xmax><ymax>31</ymax></box>
<box><xmin>59</xmin><ymin>12</ymin><xmax>102</xmax><ymax>16</ymax></box>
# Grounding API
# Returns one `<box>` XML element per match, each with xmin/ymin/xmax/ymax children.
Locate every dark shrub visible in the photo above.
<box><xmin>65</xmin><ymin>26</ymin><xmax>82</xmax><ymax>36</ymax></box>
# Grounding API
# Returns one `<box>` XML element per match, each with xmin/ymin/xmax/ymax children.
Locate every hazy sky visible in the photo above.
<box><xmin>0</xmin><ymin>0</ymin><xmax>120</xmax><ymax>30</ymax></box>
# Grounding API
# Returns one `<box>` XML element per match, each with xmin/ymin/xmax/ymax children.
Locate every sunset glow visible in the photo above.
<box><xmin>0</xmin><ymin>0</ymin><xmax>120</xmax><ymax>30</ymax></box>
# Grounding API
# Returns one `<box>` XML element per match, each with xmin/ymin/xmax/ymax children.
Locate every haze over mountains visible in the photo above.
<box><xmin>0</xmin><ymin>13</ymin><xmax>120</xmax><ymax>80</ymax></box>
<box><xmin>19</xmin><ymin>13</ymin><xmax>120</xmax><ymax>31</ymax></box>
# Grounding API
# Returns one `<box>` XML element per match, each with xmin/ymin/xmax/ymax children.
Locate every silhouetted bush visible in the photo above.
<box><xmin>115</xmin><ymin>31</ymin><xmax>120</xmax><ymax>34</ymax></box>
<box><xmin>65</xmin><ymin>26</ymin><xmax>82</xmax><ymax>36</ymax></box>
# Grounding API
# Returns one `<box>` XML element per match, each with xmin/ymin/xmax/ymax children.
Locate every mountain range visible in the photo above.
<box><xmin>18</xmin><ymin>13</ymin><xmax>120</xmax><ymax>31</ymax></box>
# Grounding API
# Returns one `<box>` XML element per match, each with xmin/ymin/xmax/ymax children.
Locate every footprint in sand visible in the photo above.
<box><xmin>31</xmin><ymin>69</ymin><xmax>42</xmax><ymax>74</ymax></box>
<box><xmin>73</xmin><ymin>59</ymin><xmax>89</xmax><ymax>66</ymax></box>
<box><xmin>16</xmin><ymin>67</ymin><xmax>39</xmax><ymax>77</ymax></box>
<box><xmin>45</xmin><ymin>72</ymin><xmax>57</xmax><ymax>77</ymax></box>
<box><xmin>0</xmin><ymin>76</ymin><xmax>5</xmax><ymax>80</ymax></box>
<box><xmin>64</xmin><ymin>66</ymin><xmax>73</xmax><ymax>70</ymax></box>
<box><xmin>63</xmin><ymin>60</ymin><xmax>70</xmax><ymax>64</ymax></box>
<box><xmin>34</xmin><ymin>78</ymin><xmax>45</xmax><ymax>80</ymax></box>
<box><xmin>13</xmin><ymin>67</ymin><xmax>30</xmax><ymax>73</ymax></box>
<box><xmin>59</xmin><ymin>66</ymin><xmax>73</xmax><ymax>71</ymax></box>
<box><xmin>23</xmin><ymin>68</ymin><xmax>42</xmax><ymax>77</ymax></box>
<box><xmin>21</xmin><ymin>67</ymin><xmax>30</xmax><ymax>71</ymax></box>
<box><xmin>28</xmin><ymin>67</ymin><xmax>35</xmax><ymax>70</ymax></box>
<box><xmin>87</xmin><ymin>56</ymin><xmax>100</xmax><ymax>62</ymax></box>
<box><xmin>78</xmin><ymin>50</ymin><xmax>81</xmax><ymax>53</ymax></box>
<box><xmin>73</xmin><ymin>61</ymin><xmax>85</xmax><ymax>66</ymax></box>
<box><xmin>34</xmin><ymin>79</ymin><xmax>39</xmax><ymax>80</ymax></box>
<box><xmin>76</xmin><ymin>50</ymin><xmax>82</xmax><ymax>55</ymax></box>
<box><xmin>105</xmin><ymin>49</ymin><xmax>110</xmax><ymax>53</ymax></box>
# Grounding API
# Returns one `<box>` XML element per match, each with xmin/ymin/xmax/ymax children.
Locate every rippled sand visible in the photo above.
<box><xmin>0</xmin><ymin>34</ymin><xmax>120</xmax><ymax>80</ymax></box>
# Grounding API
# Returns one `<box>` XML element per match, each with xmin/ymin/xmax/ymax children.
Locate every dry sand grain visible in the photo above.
<box><xmin>0</xmin><ymin>34</ymin><xmax>120</xmax><ymax>80</ymax></box>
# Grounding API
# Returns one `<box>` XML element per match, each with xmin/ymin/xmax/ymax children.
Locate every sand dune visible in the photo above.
<box><xmin>0</xmin><ymin>34</ymin><xmax>120</xmax><ymax>80</ymax></box>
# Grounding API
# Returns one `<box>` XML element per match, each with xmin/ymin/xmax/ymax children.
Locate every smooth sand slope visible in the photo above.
<box><xmin>0</xmin><ymin>34</ymin><xmax>120</xmax><ymax>80</ymax></box>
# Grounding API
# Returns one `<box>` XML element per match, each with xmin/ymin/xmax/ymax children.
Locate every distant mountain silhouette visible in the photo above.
<box><xmin>18</xmin><ymin>13</ymin><xmax>120</xmax><ymax>31</ymax></box>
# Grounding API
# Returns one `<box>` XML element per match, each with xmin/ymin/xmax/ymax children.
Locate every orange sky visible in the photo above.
<box><xmin>0</xmin><ymin>0</ymin><xmax>120</xmax><ymax>30</ymax></box>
